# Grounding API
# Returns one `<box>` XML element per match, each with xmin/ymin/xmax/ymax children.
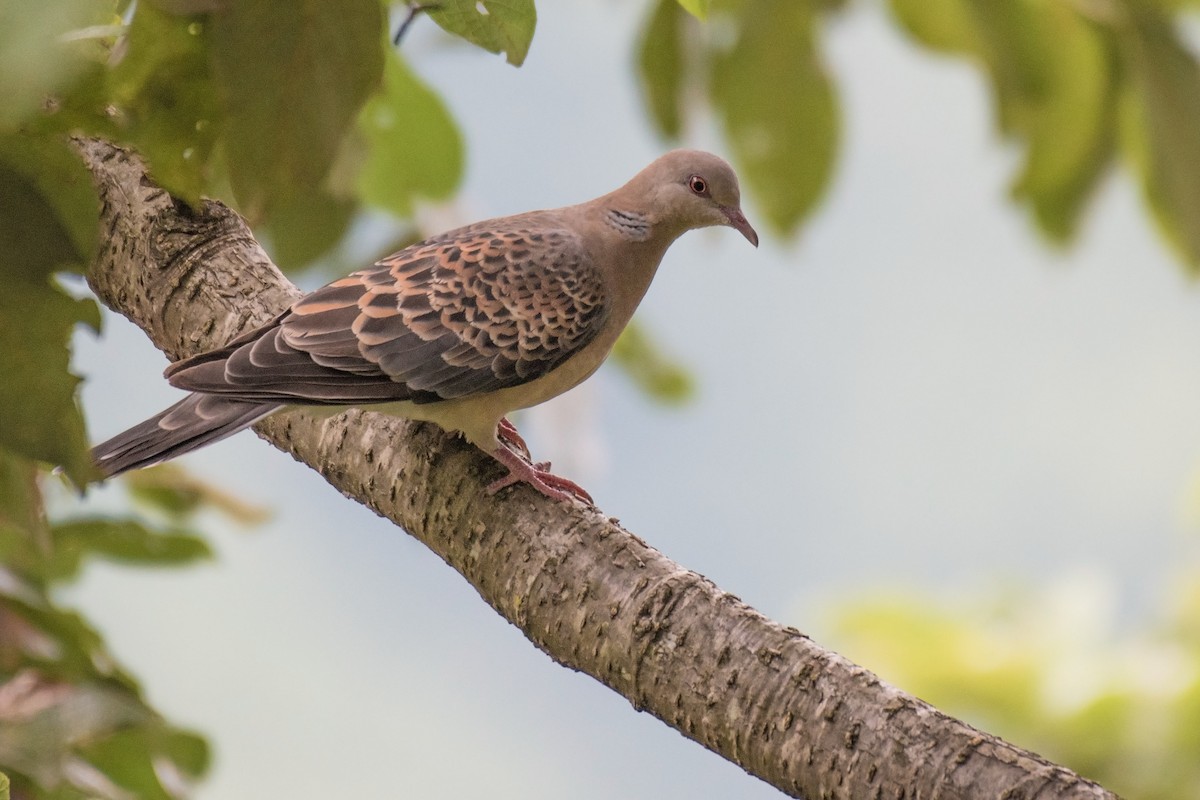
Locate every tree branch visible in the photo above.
<box><xmin>75</xmin><ymin>137</ymin><xmax>1119</xmax><ymax>800</ymax></box>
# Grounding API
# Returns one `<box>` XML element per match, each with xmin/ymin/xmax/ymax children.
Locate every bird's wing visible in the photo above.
<box><xmin>164</xmin><ymin>226</ymin><xmax>611</xmax><ymax>406</ymax></box>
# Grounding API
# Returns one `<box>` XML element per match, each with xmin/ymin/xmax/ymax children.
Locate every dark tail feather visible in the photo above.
<box><xmin>92</xmin><ymin>394</ymin><xmax>282</xmax><ymax>477</ymax></box>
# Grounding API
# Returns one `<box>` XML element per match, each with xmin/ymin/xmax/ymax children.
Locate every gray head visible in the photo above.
<box><xmin>617</xmin><ymin>150</ymin><xmax>759</xmax><ymax>246</ymax></box>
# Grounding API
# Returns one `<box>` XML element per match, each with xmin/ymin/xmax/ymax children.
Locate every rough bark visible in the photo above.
<box><xmin>75</xmin><ymin>137</ymin><xmax>1120</xmax><ymax>800</ymax></box>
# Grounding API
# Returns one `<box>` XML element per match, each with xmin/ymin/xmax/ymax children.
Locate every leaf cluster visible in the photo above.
<box><xmin>0</xmin><ymin>3</ymin><xmax>531</xmax><ymax>797</ymax></box>
<box><xmin>0</xmin><ymin>455</ymin><xmax>219</xmax><ymax>800</ymax></box>
<box><xmin>645</xmin><ymin>0</ymin><xmax>1200</xmax><ymax>272</ymax></box>
<box><xmin>0</xmin><ymin>0</ymin><xmax>537</xmax><ymax>485</ymax></box>
<box><xmin>889</xmin><ymin>0</ymin><xmax>1200</xmax><ymax>265</ymax></box>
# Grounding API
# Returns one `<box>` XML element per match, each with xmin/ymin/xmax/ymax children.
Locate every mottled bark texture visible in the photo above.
<box><xmin>76</xmin><ymin>138</ymin><xmax>1119</xmax><ymax>800</ymax></box>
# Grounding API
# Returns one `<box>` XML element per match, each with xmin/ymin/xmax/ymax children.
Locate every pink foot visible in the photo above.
<box><xmin>497</xmin><ymin>417</ymin><xmax>531</xmax><ymax>460</ymax></box>
<box><xmin>487</xmin><ymin>445</ymin><xmax>594</xmax><ymax>505</ymax></box>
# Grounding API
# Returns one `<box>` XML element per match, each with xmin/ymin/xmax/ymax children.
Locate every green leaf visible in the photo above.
<box><xmin>1118</xmin><ymin>5</ymin><xmax>1200</xmax><ymax>270</ymax></box>
<box><xmin>124</xmin><ymin>463</ymin><xmax>270</xmax><ymax>524</ymax></box>
<box><xmin>0</xmin><ymin>133</ymin><xmax>100</xmax><ymax>268</ymax></box>
<box><xmin>356</xmin><ymin>52</ymin><xmax>464</xmax><ymax>218</ymax></box>
<box><xmin>158</xmin><ymin>729</ymin><xmax>210</xmax><ymax>779</ymax></box>
<box><xmin>637</xmin><ymin>0</ymin><xmax>688</xmax><ymax>139</ymax></box>
<box><xmin>0</xmin><ymin>769</ymin><xmax>8</xmax><ymax>800</ymax></box>
<box><xmin>260</xmin><ymin>188</ymin><xmax>356</xmax><ymax>270</ymax></box>
<box><xmin>0</xmin><ymin>452</ymin><xmax>50</xmax><ymax>580</ymax></box>
<box><xmin>887</xmin><ymin>0</ymin><xmax>980</xmax><ymax>54</ymax></box>
<box><xmin>44</xmin><ymin>518</ymin><xmax>212</xmax><ymax>583</ymax></box>
<box><xmin>209</xmin><ymin>0</ymin><xmax>385</xmax><ymax>220</ymax></box>
<box><xmin>427</xmin><ymin>0</ymin><xmax>537</xmax><ymax>67</ymax></box>
<box><xmin>980</xmin><ymin>2</ymin><xmax>1116</xmax><ymax>241</ymax></box>
<box><xmin>888</xmin><ymin>0</ymin><xmax>1117</xmax><ymax>242</ymax></box>
<box><xmin>0</xmin><ymin>0</ymin><xmax>111</xmax><ymax>127</ymax></box>
<box><xmin>107</xmin><ymin>2</ymin><xmax>222</xmax><ymax>205</ymax></box>
<box><xmin>611</xmin><ymin>321</ymin><xmax>695</xmax><ymax>405</ymax></box>
<box><xmin>675</xmin><ymin>0</ymin><xmax>709</xmax><ymax>20</ymax></box>
<box><xmin>710</xmin><ymin>0</ymin><xmax>839</xmax><ymax>236</ymax></box>
<box><xmin>81</xmin><ymin>726</ymin><xmax>207</xmax><ymax>800</ymax></box>
<box><xmin>0</xmin><ymin>156</ymin><xmax>100</xmax><ymax>484</ymax></box>
<box><xmin>0</xmin><ymin>676</ymin><xmax>150</xmax><ymax>793</ymax></box>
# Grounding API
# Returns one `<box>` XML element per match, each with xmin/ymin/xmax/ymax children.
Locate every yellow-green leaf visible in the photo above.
<box><xmin>887</xmin><ymin>0</ymin><xmax>979</xmax><ymax>54</ymax></box>
<box><xmin>637</xmin><ymin>0</ymin><xmax>688</xmax><ymax>139</ymax></box>
<box><xmin>710</xmin><ymin>0</ymin><xmax>839</xmax><ymax>236</ymax></box>
<box><xmin>357</xmin><ymin>53</ymin><xmax>463</xmax><ymax>217</ymax></box>
<box><xmin>994</xmin><ymin>2</ymin><xmax>1116</xmax><ymax>241</ymax></box>
<box><xmin>1118</xmin><ymin>6</ymin><xmax>1200</xmax><ymax>269</ymax></box>
<box><xmin>611</xmin><ymin>321</ymin><xmax>694</xmax><ymax>405</ymax></box>
<box><xmin>427</xmin><ymin>0</ymin><xmax>537</xmax><ymax>67</ymax></box>
<box><xmin>675</xmin><ymin>0</ymin><xmax>710</xmax><ymax>20</ymax></box>
<box><xmin>124</xmin><ymin>462</ymin><xmax>270</xmax><ymax>524</ymax></box>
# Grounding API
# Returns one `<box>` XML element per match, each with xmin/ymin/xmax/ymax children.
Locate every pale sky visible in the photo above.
<box><xmin>67</xmin><ymin>3</ymin><xmax>1200</xmax><ymax>798</ymax></box>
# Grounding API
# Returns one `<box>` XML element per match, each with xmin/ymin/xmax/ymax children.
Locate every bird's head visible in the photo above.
<box><xmin>636</xmin><ymin>150</ymin><xmax>759</xmax><ymax>247</ymax></box>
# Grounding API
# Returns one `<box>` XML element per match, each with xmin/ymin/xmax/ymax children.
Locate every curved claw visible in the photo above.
<box><xmin>488</xmin><ymin>446</ymin><xmax>594</xmax><ymax>505</ymax></box>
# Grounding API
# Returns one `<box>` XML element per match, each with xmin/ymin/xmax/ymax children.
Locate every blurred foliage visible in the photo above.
<box><xmin>610</xmin><ymin>321</ymin><xmax>696</xmax><ymax>405</ymax></box>
<box><xmin>883</xmin><ymin>0</ymin><xmax>1200</xmax><ymax>269</ymax></box>
<box><xmin>3</xmin><ymin>0</ymin><xmax>1200</xmax><ymax>794</ymax></box>
<box><xmin>0</xmin><ymin>452</ymin><xmax>214</xmax><ymax>799</ymax></box>
<box><xmin>824</xmin><ymin>569</ymin><xmax>1200</xmax><ymax>800</ymax></box>
<box><xmin>638</xmin><ymin>0</ymin><xmax>841</xmax><ymax>236</ymax></box>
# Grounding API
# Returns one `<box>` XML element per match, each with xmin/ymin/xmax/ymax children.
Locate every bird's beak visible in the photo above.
<box><xmin>722</xmin><ymin>206</ymin><xmax>759</xmax><ymax>247</ymax></box>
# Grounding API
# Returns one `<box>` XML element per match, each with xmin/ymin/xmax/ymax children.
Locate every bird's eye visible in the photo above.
<box><xmin>688</xmin><ymin>175</ymin><xmax>708</xmax><ymax>196</ymax></box>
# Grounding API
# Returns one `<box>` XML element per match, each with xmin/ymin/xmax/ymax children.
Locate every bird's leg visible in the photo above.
<box><xmin>487</xmin><ymin>445</ymin><xmax>595</xmax><ymax>506</ymax></box>
<box><xmin>496</xmin><ymin>416</ymin><xmax>531</xmax><ymax>460</ymax></box>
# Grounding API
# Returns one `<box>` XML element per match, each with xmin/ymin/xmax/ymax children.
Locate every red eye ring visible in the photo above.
<box><xmin>688</xmin><ymin>175</ymin><xmax>708</xmax><ymax>196</ymax></box>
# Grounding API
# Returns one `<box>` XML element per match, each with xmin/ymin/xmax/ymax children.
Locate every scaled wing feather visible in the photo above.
<box><xmin>164</xmin><ymin>225</ymin><xmax>611</xmax><ymax>406</ymax></box>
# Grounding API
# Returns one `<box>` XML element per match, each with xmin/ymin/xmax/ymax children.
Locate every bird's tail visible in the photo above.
<box><xmin>92</xmin><ymin>394</ymin><xmax>282</xmax><ymax>478</ymax></box>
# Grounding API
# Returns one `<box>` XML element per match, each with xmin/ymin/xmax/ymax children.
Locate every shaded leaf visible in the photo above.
<box><xmin>611</xmin><ymin>321</ymin><xmax>695</xmax><ymax>406</ymax></box>
<box><xmin>107</xmin><ymin>2</ymin><xmax>222</xmax><ymax>205</ymax></box>
<box><xmin>637</xmin><ymin>0</ymin><xmax>687</xmax><ymax>139</ymax></box>
<box><xmin>356</xmin><ymin>52</ymin><xmax>464</xmax><ymax>217</ymax></box>
<box><xmin>1118</xmin><ymin>5</ymin><xmax>1200</xmax><ymax>269</ymax></box>
<box><xmin>710</xmin><ymin>0</ymin><xmax>839</xmax><ymax>235</ymax></box>
<box><xmin>209</xmin><ymin>0</ymin><xmax>385</xmax><ymax>219</ymax></box>
<box><xmin>123</xmin><ymin>463</ymin><xmax>269</xmax><ymax>524</ymax></box>
<box><xmin>0</xmin><ymin>161</ymin><xmax>100</xmax><ymax>484</ymax></box>
<box><xmin>44</xmin><ymin>519</ymin><xmax>212</xmax><ymax>583</ymax></box>
<box><xmin>0</xmin><ymin>453</ymin><xmax>48</xmax><ymax>554</ymax></box>
<box><xmin>259</xmin><ymin>188</ymin><xmax>356</xmax><ymax>270</ymax></box>
<box><xmin>0</xmin><ymin>452</ymin><xmax>49</xmax><ymax>581</ymax></box>
<box><xmin>675</xmin><ymin>0</ymin><xmax>709</xmax><ymax>19</ymax></box>
<box><xmin>427</xmin><ymin>0</ymin><xmax>536</xmax><ymax>67</ymax></box>
<box><xmin>0</xmin><ymin>133</ymin><xmax>100</xmax><ymax>271</ymax></box>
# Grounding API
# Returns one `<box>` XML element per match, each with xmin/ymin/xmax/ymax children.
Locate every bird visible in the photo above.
<box><xmin>91</xmin><ymin>150</ymin><xmax>758</xmax><ymax>503</ymax></box>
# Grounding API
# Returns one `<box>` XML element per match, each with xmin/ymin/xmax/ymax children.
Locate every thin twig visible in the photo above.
<box><xmin>393</xmin><ymin>3</ymin><xmax>439</xmax><ymax>46</ymax></box>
